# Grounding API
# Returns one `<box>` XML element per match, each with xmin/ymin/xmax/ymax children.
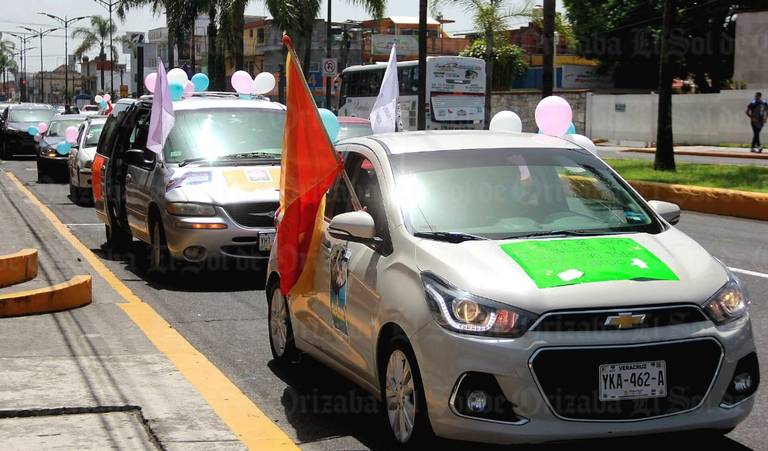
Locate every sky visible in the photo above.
<box><xmin>1</xmin><ymin>0</ymin><xmax>564</xmax><ymax>73</ymax></box>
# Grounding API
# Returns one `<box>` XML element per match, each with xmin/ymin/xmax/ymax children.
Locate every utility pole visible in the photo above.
<box><xmin>325</xmin><ymin>0</ymin><xmax>333</xmax><ymax>109</ymax></box>
<box><xmin>417</xmin><ymin>0</ymin><xmax>427</xmax><ymax>130</ymax></box>
<box><xmin>40</xmin><ymin>14</ymin><xmax>89</xmax><ymax>108</ymax></box>
<box><xmin>20</xmin><ymin>26</ymin><xmax>59</xmax><ymax>103</ymax></box>
<box><xmin>655</xmin><ymin>0</ymin><xmax>676</xmax><ymax>171</ymax></box>
<box><xmin>542</xmin><ymin>0</ymin><xmax>555</xmax><ymax>98</ymax></box>
<box><xmin>94</xmin><ymin>0</ymin><xmax>118</xmax><ymax>97</ymax></box>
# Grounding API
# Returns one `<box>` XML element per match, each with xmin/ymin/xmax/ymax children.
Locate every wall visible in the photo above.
<box><xmin>490</xmin><ymin>89</ymin><xmax>589</xmax><ymax>134</ymax></box>
<box><xmin>587</xmin><ymin>90</ymin><xmax>766</xmax><ymax>146</ymax></box>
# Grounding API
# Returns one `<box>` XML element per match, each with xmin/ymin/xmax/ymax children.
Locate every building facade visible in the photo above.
<box><xmin>360</xmin><ymin>16</ymin><xmax>469</xmax><ymax>63</ymax></box>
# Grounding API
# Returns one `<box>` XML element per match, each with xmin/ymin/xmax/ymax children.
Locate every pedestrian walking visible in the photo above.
<box><xmin>746</xmin><ymin>92</ymin><xmax>767</xmax><ymax>153</ymax></box>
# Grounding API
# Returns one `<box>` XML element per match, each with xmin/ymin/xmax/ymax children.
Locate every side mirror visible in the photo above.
<box><xmin>648</xmin><ymin>200</ymin><xmax>680</xmax><ymax>225</ymax></box>
<box><xmin>125</xmin><ymin>148</ymin><xmax>156</xmax><ymax>168</ymax></box>
<box><xmin>329</xmin><ymin>211</ymin><xmax>381</xmax><ymax>245</ymax></box>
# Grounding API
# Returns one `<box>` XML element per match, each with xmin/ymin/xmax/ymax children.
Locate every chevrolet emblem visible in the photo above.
<box><xmin>604</xmin><ymin>313</ymin><xmax>646</xmax><ymax>329</ymax></box>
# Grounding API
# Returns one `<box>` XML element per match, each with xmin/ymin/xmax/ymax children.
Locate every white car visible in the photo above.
<box><xmin>68</xmin><ymin>116</ymin><xmax>107</xmax><ymax>204</ymax></box>
<box><xmin>266</xmin><ymin>131</ymin><xmax>758</xmax><ymax>446</ymax></box>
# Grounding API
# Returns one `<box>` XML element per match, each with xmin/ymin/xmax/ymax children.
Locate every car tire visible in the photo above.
<box><xmin>69</xmin><ymin>183</ymin><xmax>80</xmax><ymax>204</ymax></box>
<box><xmin>1</xmin><ymin>141</ymin><xmax>11</xmax><ymax>160</ymax></box>
<box><xmin>379</xmin><ymin>333</ymin><xmax>431</xmax><ymax>448</ymax></box>
<box><xmin>36</xmin><ymin>160</ymin><xmax>46</xmax><ymax>183</ymax></box>
<box><xmin>267</xmin><ymin>281</ymin><xmax>299</xmax><ymax>364</ymax></box>
<box><xmin>148</xmin><ymin>217</ymin><xmax>171</xmax><ymax>275</ymax></box>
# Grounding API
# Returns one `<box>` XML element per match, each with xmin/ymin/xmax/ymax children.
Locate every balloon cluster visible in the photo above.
<box><xmin>144</xmin><ymin>70</ymin><xmax>210</xmax><ymax>101</ymax></box>
<box><xmin>231</xmin><ymin>70</ymin><xmax>276</xmax><ymax>98</ymax></box>
<box><xmin>489</xmin><ymin>96</ymin><xmax>596</xmax><ymax>154</ymax></box>
<box><xmin>94</xmin><ymin>93</ymin><xmax>111</xmax><ymax>110</ymax></box>
<box><xmin>28</xmin><ymin>121</ymin><xmax>78</xmax><ymax>155</ymax></box>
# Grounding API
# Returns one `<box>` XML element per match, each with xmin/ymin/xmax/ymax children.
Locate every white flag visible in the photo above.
<box><xmin>369</xmin><ymin>44</ymin><xmax>399</xmax><ymax>134</ymax></box>
<box><xmin>147</xmin><ymin>58</ymin><xmax>175</xmax><ymax>154</ymax></box>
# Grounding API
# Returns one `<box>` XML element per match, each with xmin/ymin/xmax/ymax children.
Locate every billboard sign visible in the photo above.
<box><xmin>371</xmin><ymin>35</ymin><xmax>418</xmax><ymax>56</ymax></box>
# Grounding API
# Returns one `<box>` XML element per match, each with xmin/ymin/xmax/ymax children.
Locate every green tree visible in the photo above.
<box><xmin>432</xmin><ymin>0</ymin><xmax>531</xmax><ymax>127</ymax></box>
<box><xmin>460</xmin><ymin>39</ymin><xmax>528</xmax><ymax>90</ymax></box>
<box><xmin>0</xmin><ymin>40</ymin><xmax>17</xmax><ymax>99</ymax></box>
<box><xmin>72</xmin><ymin>16</ymin><xmax>119</xmax><ymax>92</ymax></box>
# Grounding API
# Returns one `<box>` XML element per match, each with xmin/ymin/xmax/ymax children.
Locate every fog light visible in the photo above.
<box><xmin>466</xmin><ymin>390</ymin><xmax>488</xmax><ymax>413</ymax></box>
<box><xmin>733</xmin><ymin>373</ymin><xmax>753</xmax><ymax>393</ymax></box>
<box><xmin>183</xmin><ymin>246</ymin><xmax>206</xmax><ymax>262</ymax></box>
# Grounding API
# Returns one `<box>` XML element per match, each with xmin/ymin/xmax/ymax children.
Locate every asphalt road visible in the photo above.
<box><xmin>2</xmin><ymin>157</ymin><xmax>766</xmax><ymax>450</ymax></box>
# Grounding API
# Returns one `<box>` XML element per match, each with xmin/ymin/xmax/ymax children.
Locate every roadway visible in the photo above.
<box><xmin>2</xmin><ymin>157</ymin><xmax>766</xmax><ymax>450</ymax></box>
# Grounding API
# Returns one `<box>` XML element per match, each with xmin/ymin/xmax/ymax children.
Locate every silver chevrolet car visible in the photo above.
<box><xmin>265</xmin><ymin>131</ymin><xmax>758</xmax><ymax>446</ymax></box>
<box><xmin>96</xmin><ymin>93</ymin><xmax>285</xmax><ymax>272</ymax></box>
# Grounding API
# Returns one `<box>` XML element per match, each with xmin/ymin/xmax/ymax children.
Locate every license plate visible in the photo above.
<box><xmin>599</xmin><ymin>360</ymin><xmax>667</xmax><ymax>401</ymax></box>
<box><xmin>259</xmin><ymin>233</ymin><xmax>275</xmax><ymax>252</ymax></box>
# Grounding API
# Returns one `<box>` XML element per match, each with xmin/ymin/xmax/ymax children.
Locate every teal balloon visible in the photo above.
<box><xmin>238</xmin><ymin>94</ymin><xmax>253</xmax><ymax>100</ymax></box>
<box><xmin>169</xmin><ymin>81</ymin><xmax>185</xmax><ymax>101</ymax></box>
<box><xmin>27</xmin><ymin>126</ymin><xmax>38</xmax><ymax>136</ymax></box>
<box><xmin>191</xmin><ymin>73</ymin><xmax>209</xmax><ymax>92</ymax></box>
<box><xmin>318</xmin><ymin>108</ymin><xmax>340</xmax><ymax>142</ymax></box>
<box><xmin>566</xmin><ymin>122</ymin><xmax>576</xmax><ymax>135</ymax></box>
<box><xmin>56</xmin><ymin>141</ymin><xmax>72</xmax><ymax>155</ymax></box>
<box><xmin>99</xmin><ymin>100</ymin><xmax>108</xmax><ymax>109</ymax></box>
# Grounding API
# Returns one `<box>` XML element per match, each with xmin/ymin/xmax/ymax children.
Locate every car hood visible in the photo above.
<box><xmin>164</xmin><ymin>164</ymin><xmax>281</xmax><ymax>205</ymax></box>
<box><xmin>42</xmin><ymin>137</ymin><xmax>65</xmax><ymax>147</ymax></box>
<box><xmin>414</xmin><ymin>228</ymin><xmax>727</xmax><ymax>315</ymax></box>
<box><xmin>7</xmin><ymin>122</ymin><xmax>38</xmax><ymax>132</ymax></box>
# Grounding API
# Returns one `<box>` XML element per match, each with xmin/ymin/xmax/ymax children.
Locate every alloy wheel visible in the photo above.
<box><xmin>385</xmin><ymin>349</ymin><xmax>417</xmax><ymax>444</ymax></box>
<box><xmin>269</xmin><ymin>288</ymin><xmax>288</xmax><ymax>357</ymax></box>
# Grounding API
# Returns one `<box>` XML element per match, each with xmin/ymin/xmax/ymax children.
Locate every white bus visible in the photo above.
<box><xmin>338</xmin><ymin>56</ymin><xmax>486</xmax><ymax>131</ymax></box>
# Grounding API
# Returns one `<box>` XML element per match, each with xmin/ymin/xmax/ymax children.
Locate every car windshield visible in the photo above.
<box><xmin>337</xmin><ymin>123</ymin><xmax>373</xmax><ymax>141</ymax></box>
<box><xmin>8</xmin><ymin>108</ymin><xmax>55</xmax><ymax>123</ymax></box>
<box><xmin>84</xmin><ymin>123</ymin><xmax>105</xmax><ymax>146</ymax></box>
<box><xmin>389</xmin><ymin>147</ymin><xmax>662</xmax><ymax>240</ymax></box>
<box><xmin>47</xmin><ymin>120</ymin><xmax>84</xmax><ymax>137</ymax></box>
<box><xmin>163</xmin><ymin>108</ymin><xmax>285</xmax><ymax>163</ymax></box>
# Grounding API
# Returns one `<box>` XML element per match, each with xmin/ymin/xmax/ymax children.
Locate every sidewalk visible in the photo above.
<box><xmin>0</xmin><ymin>173</ymin><xmax>244</xmax><ymax>449</ymax></box>
<box><xmin>601</xmin><ymin>144</ymin><xmax>768</xmax><ymax>160</ymax></box>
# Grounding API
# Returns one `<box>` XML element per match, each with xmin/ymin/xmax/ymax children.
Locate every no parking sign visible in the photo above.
<box><xmin>322</xmin><ymin>58</ymin><xmax>338</xmax><ymax>77</ymax></box>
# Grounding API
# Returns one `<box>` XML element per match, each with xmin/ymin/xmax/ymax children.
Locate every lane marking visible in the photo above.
<box><xmin>5</xmin><ymin>172</ymin><xmax>297</xmax><ymax>450</ymax></box>
<box><xmin>729</xmin><ymin>267</ymin><xmax>768</xmax><ymax>280</ymax></box>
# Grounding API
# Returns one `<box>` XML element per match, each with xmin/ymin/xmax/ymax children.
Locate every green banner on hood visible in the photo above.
<box><xmin>499</xmin><ymin>237</ymin><xmax>678</xmax><ymax>289</ymax></box>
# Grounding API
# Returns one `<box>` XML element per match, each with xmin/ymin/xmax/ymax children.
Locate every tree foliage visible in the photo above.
<box><xmin>460</xmin><ymin>39</ymin><xmax>528</xmax><ymax>89</ymax></box>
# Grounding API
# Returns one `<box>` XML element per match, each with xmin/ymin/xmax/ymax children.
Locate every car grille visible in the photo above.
<box><xmin>222</xmin><ymin>202</ymin><xmax>279</xmax><ymax>228</ymax></box>
<box><xmin>532</xmin><ymin>305</ymin><xmax>708</xmax><ymax>332</ymax></box>
<box><xmin>530</xmin><ymin>338</ymin><xmax>723</xmax><ymax>421</ymax></box>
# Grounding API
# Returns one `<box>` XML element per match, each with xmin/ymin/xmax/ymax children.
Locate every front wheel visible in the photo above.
<box><xmin>268</xmin><ymin>284</ymin><xmax>298</xmax><ymax>364</ymax></box>
<box><xmin>380</xmin><ymin>334</ymin><xmax>431</xmax><ymax>447</ymax></box>
<box><xmin>1</xmin><ymin>141</ymin><xmax>11</xmax><ymax>160</ymax></box>
<box><xmin>105</xmin><ymin>223</ymin><xmax>132</xmax><ymax>250</ymax></box>
<box><xmin>148</xmin><ymin>218</ymin><xmax>172</xmax><ymax>275</ymax></box>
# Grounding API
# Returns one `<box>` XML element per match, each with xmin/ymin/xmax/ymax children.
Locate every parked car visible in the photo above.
<box><xmin>68</xmin><ymin>116</ymin><xmax>107</xmax><ymax>204</ymax></box>
<box><xmin>95</xmin><ymin>93</ymin><xmax>286</xmax><ymax>273</ymax></box>
<box><xmin>336</xmin><ymin>116</ymin><xmax>374</xmax><ymax>142</ymax></box>
<box><xmin>81</xmin><ymin>104</ymin><xmax>101</xmax><ymax>116</ymax></box>
<box><xmin>0</xmin><ymin>104</ymin><xmax>56</xmax><ymax>159</ymax></box>
<box><xmin>36</xmin><ymin>114</ymin><xmax>87</xmax><ymax>182</ymax></box>
<box><xmin>265</xmin><ymin>130</ymin><xmax>758</xmax><ymax>446</ymax></box>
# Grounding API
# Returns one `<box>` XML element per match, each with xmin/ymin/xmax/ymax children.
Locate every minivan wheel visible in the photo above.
<box><xmin>105</xmin><ymin>223</ymin><xmax>132</xmax><ymax>250</ymax></box>
<box><xmin>267</xmin><ymin>283</ymin><xmax>298</xmax><ymax>363</ymax></box>
<box><xmin>149</xmin><ymin>218</ymin><xmax>171</xmax><ymax>274</ymax></box>
<box><xmin>380</xmin><ymin>334</ymin><xmax>430</xmax><ymax>447</ymax></box>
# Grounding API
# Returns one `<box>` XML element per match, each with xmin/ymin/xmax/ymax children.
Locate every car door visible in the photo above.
<box><xmin>316</xmin><ymin>148</ymin><xmax>393</xmax><ymax>385</ymax></box>
<box><xmin>124</xmin><ymin>107</ymin><xmax>155</xmax><ymax>240</ymax></box>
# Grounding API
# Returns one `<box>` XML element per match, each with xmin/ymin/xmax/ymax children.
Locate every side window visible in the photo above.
<box><xmin>128</xmin><ymin>108</ymin><xmax>151</xmax><ymax>151</ymax></box>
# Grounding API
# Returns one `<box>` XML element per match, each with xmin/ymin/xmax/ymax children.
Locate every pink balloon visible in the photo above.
<box><xmin>103</xmin><ymin>94</ymin><xmax>111</xmax><ymax>102</ymax></box>
<box><xmin>65</xmin><ymin>126</ymin><xmax>79</xmax><ymax>144</ymax></box>
<box><xmin>183</xmin><ymin>80</ymin><xmax>194</xmax><ymax>98</ymax></box>
<box><xmin>144</xmin><ymin>73</ymin><xmax>157</xmax><ymax>94</ymax></box>
<box><xmin>231</xmin><ymin>70</ymin><xmax>253</xmax><ymax>94</ymax></box>
<box><xmin>37</xmin><ymin>122</ymin><xmax>48</xmax><ymax>133</ymax></box>
<box><xmin>535</xmin><ymin>96</ymin><xmax>573</xmax><ymax>136</ymax></box>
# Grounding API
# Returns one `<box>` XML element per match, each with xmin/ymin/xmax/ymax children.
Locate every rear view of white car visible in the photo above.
<box><xmin>68</xmin><ymin>116</ymin><xmax>107</xmax><ymax>204</ymax></box>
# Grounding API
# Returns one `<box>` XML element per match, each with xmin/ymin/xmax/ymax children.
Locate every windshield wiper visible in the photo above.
<box><xmin>220</xmin><ymin>151</ymin><xmax>280</xmax><ymax>160</ymax></box>
<box><xmin>414</xmin><ymin>231</ymin><xmax>489</xmax><ymax>243</ymax></box>
<box><xmin>503</xmin><ymin>229</ymin><xmax>628</xmax><ymax>240</ymax></box>
<box><xmin>178</xmin><ymin>157</ymin><xmax>210</xmax><ymax>167</ymax></box>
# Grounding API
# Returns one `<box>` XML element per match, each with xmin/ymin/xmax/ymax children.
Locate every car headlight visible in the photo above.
<box><xmin>166</xmin><ymin>202</ymin><xmax>217</xmax><ymax>217</ymax></box>
<box><xmin>421</xmin><ymin>272</ymin><xmax>537</xmax><ymax>338</ymax></box>
<box><xmin>703</xmin><ymin>275</ymin><xmax>749</xmax><ymax>325</ymax></box>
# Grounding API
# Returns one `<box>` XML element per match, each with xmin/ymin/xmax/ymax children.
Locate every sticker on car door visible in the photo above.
<box><xmin>330</xmin><ymin>244</ymin><xmax>351</xmax><ymax>335</ymax></box>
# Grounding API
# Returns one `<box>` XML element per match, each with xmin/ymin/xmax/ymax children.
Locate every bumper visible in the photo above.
<box><xmin>5</xmin><ymin>133</ymin><xmax>37</xmax><ymax>155</ymax></box>
<box><xmin>411</xmin><ymin>316</ymin><xmax>756</xmax><ymax>445</ymax></box>
<box><xmin>163</xmin><ymin>206</ymin><xmax>276</xmax><ymax>263</ymax></box>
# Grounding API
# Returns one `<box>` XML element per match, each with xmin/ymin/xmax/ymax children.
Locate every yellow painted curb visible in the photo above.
<box><xmin>0</xmin><ymin>248</ymin><xmax>37</xmax><ymax>288</ymax></box>
<box><xmin>629</xmin><ymin>181</ymin><xmax>768</xmax><ymax>221</ymax></box>
<box><xmin>623</xmin><ymin>148</ymin><xmax>768</xmax><ymax>160</ymax></box>
<box><xmin>0</xmin><ymin>275</ymin><xmax>92</xmax><ymax>318</ymax></box>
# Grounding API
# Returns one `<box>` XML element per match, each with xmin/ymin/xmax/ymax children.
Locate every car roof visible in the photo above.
<box><xmin>137</xmin><ymin>92</ymin><xmax>285</xmax><ymax>112</ymax></box>
<box><xmin>8</xmin><ymin>103</ymin><xmax>54</xmax><ymax>110</ymax></box>
<box><xmin>51</xmin><ymin>114</ymin><xmax>87</xmax><ymax>121</ymax></box>
<box><xmin>86</xmin><ymin>116</ymin><xmax>108</xmax><ymax>124</ymax></box>
<box><xmin>338</xmin><ymin>116</ymin><xmax>371</xmax><ymax>124</ymax></box>
<box><xmin>361</xmin><ymin>130</ymin><xmax>582</xmax><ymax>155</ymax></box>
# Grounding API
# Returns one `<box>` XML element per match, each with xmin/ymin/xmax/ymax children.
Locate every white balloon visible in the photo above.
<box><xmin>94</xmin><ymin>95</ymin><xmax>103</xmax><ymax>103</ymax></box>
<box><xmin>253</xmin><ymin>72</ymin><xmax>276</xmax><ymax>95</ymax></box>
<box><xmin>489</xmin><ymin>110</ymin><xmax>522</xmax><ymax>133</ymax></box>
<box><xmin>565</xmin><ymin>133</ymin><xmax>597</xmax><ymax>155</ymax></box>
<box><xmin>167</xmin><ymin>68</ymin><xmax>189</xmax><ymax>87</ymax></box>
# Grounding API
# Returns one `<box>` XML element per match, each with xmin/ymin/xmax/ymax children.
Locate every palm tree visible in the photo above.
<box><xmin>72</xmin><ymin>16</ymin><xmax>119</xmax><ymax>92</ymax></box>
<box><xmin>432</xmin><ymin>0</ymin><xmax>530</xmax><ymax>127</ymax></box>
<box><xmin>264</xmin><ymin>0</ymin><xmax>386</xmax><ymax>78</ymax></box>
<box><xmin>0</xmin><ymin>40</ymin><xmax>16</xmax><ymax>99</ymax></box>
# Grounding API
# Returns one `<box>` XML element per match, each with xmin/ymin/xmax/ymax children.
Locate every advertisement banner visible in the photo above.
<box><xmin>371</xmin><ymin>35</ymin><xmax>418</xmax><ymax>56</ymax></box>
<box><xmin>561</xmin><ymin>65</ymin><xmax>613</xmax><ymax>89</ymax></box>
<box><xmin>427</xmin><ymin>57</ymin><xmax>486</xmax><ymax>95</ymax></box>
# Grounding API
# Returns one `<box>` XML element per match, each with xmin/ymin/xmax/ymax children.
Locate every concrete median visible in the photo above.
<box><xmin>0</xmin><ymin>249</ymin><xmax>38</xmax><ymax>288</ymax></box>
<box><xmin>0</xmin><ymin>275</ymin><xmax>92</xmax><ymax>318</ymax></box>
<box><xmin>630</xmin><ymin>181</ymin><xmax>768</xmax><ymax>221</ymax></box>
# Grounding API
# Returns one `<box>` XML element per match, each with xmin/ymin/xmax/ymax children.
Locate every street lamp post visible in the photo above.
<box><xmin>8</xmin><ymin>33</ymin><xmax>34</xmax><ymax>102</ymax></box>
<box><xmin>20</xmin><ymin>26</ymin><xmax>60</xmax><ymax>103</ymax></box>
<box><xmin>39</xmin><ymin>13</ymin><xmax>89</xmax><ymax>108</ymax></box>
<box><xmin>93</xmin><ymin>0</ymin><xmax>119</xmax><ymax>98</ymax></box>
